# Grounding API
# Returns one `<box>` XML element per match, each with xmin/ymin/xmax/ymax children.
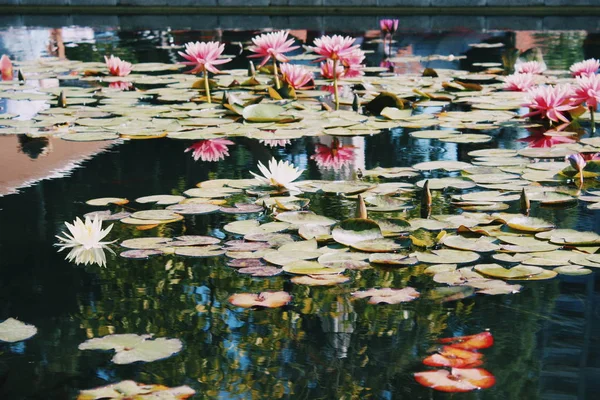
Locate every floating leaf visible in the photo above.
<box><xmin>77</xmin><ymin>380</ymin><xmax>196</xmax><ymax>400</ymax></box>
<box><xmin>474</xmin><ymin>263</ymin><xmax>544</xmax><ymax>279</ymax></box>
<box><xmin>274</xmin><ymin>211</ymin><xmax>336</xmax><ymax>226</ymax></box>
<box><xmin>416</xmin><ymin>249</ymin><xmax>480</xmax><ymax>264</ymax></box>
<box><xmin>291</xmin><ymin>274</ymin><xmax>351</xmax><ymax>286</ymax></box>
<box><xmin>554</xmin><ymin>265</ymin><xmax>592</xmax><ymax>276</ymax></box>
<box><xmin>351</xmin><ymin>238</ymin><xmax>404</xmax><ymax>253</ymax></box>
<box><xmin>282</xmin><ymin>260</ymin><xmax>345</xmax><ymax>275</ymax></box>
<box><xmin>351</xmin><ymin>287</ymin><xmax>420</xmax><ymax>304</ymax></box>
<box><xmin>242</xmin><ymin>104</ymin><xmax>287</xmax><ymax>122</ymax></box>
<box><xmin>332</xmin><ymin>218</ymin><xmax>383</xmax><ymax>246</ymax></box>
<box><xmin>228</xmin><ymin>291</ymin><xmax>291</xmax><ymax>308</ymax></box>
<box><xmin>78</xmin><ymin>334</ymin><xmax>182</xmax><ymax>364</ymax></box>
<box><xmin>414</xmin><ymin>368</ymin><xmax>496</xmax><ymax>392</ymax></box>
<box><xmin>86</xmin><ymin>197</ymin><xmax>129</xmax><ymax>206</ymax></box>
<box><xmin>136</xmin><ymin>195</ymin><xmax>185</xmax><ymax>205</ymax></box>
<box><xmin>0</xmin><ymin>318</ymin><xmax>37</xmax><ymax>343</ymax></box>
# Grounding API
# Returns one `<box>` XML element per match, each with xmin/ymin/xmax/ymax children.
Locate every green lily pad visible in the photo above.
<box><xmin>274</xmin><ymin>211</ymin><xmax>336</xmax><ymax>226</ymax></box>
<box><xmin>332</xmin><ymin>218</ymin><xmax>383</xmax><ymax>246</ymax></box>
<box><xmin>136</xmin><ymin>194</ymin><xmax>185</xmax><ymax>205</ymax></box>
<box><xmin>416</xmin><ymin>249</ymin><xmax>480</xmax><ymax>264</ymax></box>
<box><xmin>350</xmin><ymin>238</ymin><xmax>404</xmax><ymax>253</ymax></box>
<box><xmin>282</xmin><ymin>260</ymin><xmax>345</xmax><ymax>275</ymax></box>
<box><xmin>242</xmin><ymin>104</ymin><xmax>287</xmax><ymax>122</ymax></box>
<box><xmin>77</xmin><ymin>380</ymin><xmax>196</xmax><ymax>400</ymax></box>
<box><xmin>474</xmin><ymin>263</ymin><xmax>544</xmax><ymax>279</ymax></box>
<box><xmin>442</xmin><ymin>235</ymin><xmax>500</xmax><ymax>252</ymax></box>
<box><xmin>554</xmin><ymin>265</ymin><xmax>592</xmax><ymax>276</ymax></box>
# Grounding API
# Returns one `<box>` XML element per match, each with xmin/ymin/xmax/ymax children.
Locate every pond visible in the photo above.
<box><xmin>0</xmin><ymin>20</ymin><xmax>599</xmax><ymax>399</ymax></box>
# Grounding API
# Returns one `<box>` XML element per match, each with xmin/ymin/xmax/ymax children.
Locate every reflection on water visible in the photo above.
<box><xmin>0</xmin><ymin>22</ymin><xmax>599</xmax><ymax>399</ymax></box>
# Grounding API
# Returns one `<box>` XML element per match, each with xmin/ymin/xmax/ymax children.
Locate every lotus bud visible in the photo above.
<box><xmin>520</xmin><ymin>188</ymin><xmax>530</xmax><ymax>216</ymax></box>
<box><xmin>352</xmin><ymin>93</ymin><xmax>360</xmax><ymax>112</ymax></box>
<box><xmin>57</xmin><ymin>91</ymin><xmax>67</xmax><ymax>108</ymax></box>
<box><xmin>420</xmin><ymin>180</ymin><xmax>432</xmax><ymax>218</ymax></box>
<box><xmin>355</xmin><ymin>194</ymin><xmax>368</xmax><ymax>219</ymax></box>
<box><xmin>248</xmin><ymin>60</ymin><xmax>256</xmax><ymax>77</ymax></box>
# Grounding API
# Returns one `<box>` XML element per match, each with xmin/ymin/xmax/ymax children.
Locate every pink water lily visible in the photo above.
<box><xmin>248</xmin><ymin>31</ymin><xmax>299</xmax><ymax>67</ymax></box>
<box><xmin>312</xmin><ymin>35</ymin><xmax>360</xmax><ymax>62</ymax></box>
<box><xmin>104</xmin><ymin>55</ymin><xmax>132</xmax><ymax>77</ymax></box>
<box><xmin>311</xmin><ymin>138</ymin><xmax>355</xmax><ymax>170</ymax></box>
<box><xmin>185</xmin><ymin>138</ymin><xmax>234</xmax><ymax>162</ymax></box>
<box><xmin>523</xmin><ymin>84</ymin><xmax>576</xmax><ymax>123</ymax></box>
<box><xmin>518</xmin><ymin>131</ymin><xmax>577</xmax><ymax>148</ymax></box>
<box><xmin>341</xmin><ymin>48</ymin><xmax>365</xmax><ymax>78</ymax></box>
<box><xmin>572</xmin><ymin>73</ymin><xmax>600</xmax><ymax>110</ymax></box>
<box><xmin>570</xmin><ymin>58</ymin><xmax>599</xmax><ymax>77</ymax></box>
<box><xmin>1</xmin><ymin>54</ymin><xmax>14</xmax><ymax>81</ymax></box>
<box><xmin>503</xmin><ymin>73</ymin><xmax>535</xmax><ymax>91</ymax></box>
<box><xmin>179</xmin><ymin>41</ymin><xmax>231</xmax><ymax>75</ymax></box>
<box><xmin>380</xmin><ymin>19</ymin><xmax>399</xmax><ymax>34</ymax></box>
<box><xmin>108</xmin><ymin>81</ymin><xmax>133</xmax><ymax>91</ymax></box>
<box><xmin>566</xmin><ymin>153</ymin><xmax>587</xmax><ymax>185</ymax></box>
<box><xmin>279</xmin><ymin>63</ymin><xmax>313</xmax><ymax>90</ymax></box>
<box><xmin>515</xmin><ymin>61</ymin><xmax>546</xmax><ymax>74</ymax></box>
<box><xmin>320</xmin><ymin>59</ymin><xmax>344</xmax><ymax>80</ymax></box>
<box><xmin>179</xmin><ymin>41</ymin><xmax>230</xmax><ymax>103</ymax></box>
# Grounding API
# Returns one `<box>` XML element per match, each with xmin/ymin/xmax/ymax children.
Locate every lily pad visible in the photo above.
<box><xmin>228</xmin><ymin>291</ymin><xmax>291</xmax><ymax>308</ymax></box>
<box><xmin>332</xmin><ymin>218</ymin><xmax>383</xmax><ymax>246</ymax></box>
<box><xmin>77</xmin><ymin>380</ymin><xmax>196</xmax><ymax>400</ymax></box>
<box><xmin>416</xmin><ymin>249</ymin><xmax>480</xmax><ymax>264</ymax></box>
<box><xmin>291</xmin><ymin>274</ymin><xmax>351</xmax><ymax>286</ymax></box>
<box><xmin>351</xmin><ymin>287</ymin><xmax>420</xmax><ymax>304</ymax></box>
<box><xmin>282</xmin><ymin>260</ymin><xmax>345</xmax><ymax>275</ymax></box>
<box><xmin>78</xmin><ymin>334</ymin><xmax>182</xmax><ymax>364</ymax></box>
<box><xmin>0</xmin><ymin>318</ymin><xmax>38</xmax><ymax>343</ymax></box>
<box><xmin>474</xmin><ymin>263</ymin><xmax>544</xmax><ymax>279</ymax></box>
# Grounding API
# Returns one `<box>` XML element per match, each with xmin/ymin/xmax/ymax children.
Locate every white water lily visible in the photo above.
<box><xmin>251</xmin><ymin>157</ymin><xmax>304</xmax><ymax>191</ymax></box>
<box><xmin>56</xmin><ymin>216</ymin><xmax>115</xmax><ymax>267</ymax></box>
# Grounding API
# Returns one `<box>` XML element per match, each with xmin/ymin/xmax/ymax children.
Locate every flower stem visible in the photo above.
<box><xmin>591</xmin><ymin>106</ymin><xmax>596</xmax><ymax>134</ymax></box>
<box><xmin>204</xmin><ymin>70</ymin><xmax>211</xmax><ymax>104</ymax></box>
<box><xmin>388</xmin><ymin>34</ymin><xmax>392</xmax><ymax>58</ymax></box>
<box><xmin>272</xmin><ymin>58</ymin><xmax>280</xmax><ymax>90</ymax></box>
<box><xmin>333</xmin><ymin>58</ymin><xmax>339</xmax><ymax>111</ymax></box>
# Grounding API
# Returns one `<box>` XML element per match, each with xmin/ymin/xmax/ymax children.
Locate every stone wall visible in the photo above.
<box><xmin>0</xmin><ymin>0</ymin><xmax>598</xmax><ymax>6</ymax></box>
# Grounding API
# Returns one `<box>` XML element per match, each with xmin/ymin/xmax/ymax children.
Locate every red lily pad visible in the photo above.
<box><xmin>422</xmin><ymin>346</ymin><xmax>484</xmax><ymax>368</ymax></box>
<box><xmin>437</xmin><ymin>331</ymin><xmax>494</xmax><ymax>350</ymax></box>
<box><xmin>414</xmin><ymin>368</ymin><xmax>495</xmax><ymax>392</ymax></box>
<box><xmin>228</xmin><ymin>291</ymin><xmax>291</xmax><ymax>308</ymax></box>
<box><xmin>226</xmin><ymin>258</ymin><xmax>267</xmax><ymax>268</ymax></box>
<box><xmin>119</xmin><ymin>249</ymin><xmax>163</xmax><ymax>259</ymax></box>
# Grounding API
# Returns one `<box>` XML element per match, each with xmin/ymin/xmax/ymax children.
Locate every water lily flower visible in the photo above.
<box><xmin>104</xmin><ymin>55</ymin><xmax>132</xmax><ymax>77</ymax></box>
<box><xmin>566</xmin><ymin>153</ymin><xmax>587</xmax><ymax>186</ymax></box>
<box><xmin>341</xmin><ymin>48</ymin><xmax>366</xmax><ymax>78</ymax></box>
<box><xmin>570</xmin><ymin>58</ymin><xmax>599</xmax><ymax>77</ymax></box>
<box><xmin>185</xmin><ymin>138</ymin><xmax>234</xmax><ymax>162</ymax></box>
<box><xmin>518</xmin><ymin>130</ymin><xmax>577</xmax><ymax>148</ymax></box>
<box><xmin>250</xmin><ymin>157</ymin><xmax>304</xmax><ymax>192</ymax></box>
<box><xmin>56</xmin><ymin>215</ymin><xmax>115</xmax><ymax>267</ymax></box>
<box><xmin>311</xmin><ymin>35</ymin><xmax>360</xmax><ymax>110</ymax></box>
<box><xmin>502</xmin><ymin>73</ymin><xmax>535</xmax><ymax>91</ymax></box>
<box><xmin>572</xmin><ymin>73</ymin><xmax>600</xmax><ymax>110</ymax></box>
<box><xmin>1</xmin><ymin>54</ymin><xmax>13</xmax><ymax>81</ymax></box>
<box><xmin>279</xmin><ymin>63</ymin><xmax>313</xmax><ymax>90</ymax></box>
<box><xmin>311</xmin><ymin>138</ymin><xmax>355</xmax><ymax>170</ymax></box>
<box><xmin>311</xmin><ymin>35</ymin><xmax>360</xmax><ymax>62</ymax></box>
<box><xmin>515</xmin><ymin>60</ymin><xmax>546</xmax><ymax>74</ymax></box>
<box><xmin>320</xmin><ymin>59</ymin><xmax>344</xmax><ymax>80</ymax></box>
<box><xmin>108</xmin><ymin>81</ymin><xmax>133</xmax><ymax>91</ymax></box>
<box><xmin>179</xmin><ymin>41</ymin><xmax>231</xmax><ymax>75</ymax></box>
<box><xmin>523</xmin><ymin>84</ymin><xmax>576</xmax><ymax>124</ymax></box>
<box><xmin>259</xmin><ymin>139</ymin><xmax>291</xmax><ymax>147</ymax></box>
<box><xmin>179</xmin><ymin>41</ymin><xmax>231</xmax><ymax>103</ymax></box>
<box><xmin>380</xmin><ymin>19</ymin><xmax>399</xmax><ymax>34</ymax></box>
<box><xmin>572</xmin><ymin>73</ymin><xmax>600</xmax><ymax>131</ymax></box>
<box><xmin>248</xmin><ymin>30</ymin><xmax>299</xmax><ymax>67</ymax></box>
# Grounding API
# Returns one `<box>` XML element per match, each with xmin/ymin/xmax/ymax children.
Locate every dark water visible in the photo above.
<box><xmin>0</xmin><ymin>24</ymin><xmax>599</xmax><ymax>400</ymax></box>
